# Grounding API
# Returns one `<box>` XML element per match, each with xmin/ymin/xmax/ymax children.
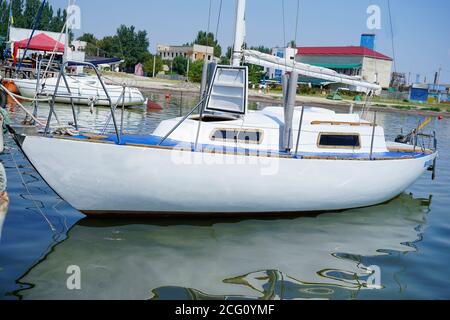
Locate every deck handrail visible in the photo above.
<box><xmin>43</xmin><ymin>61</ymin><xmax>121</xmax><ymax>144</ymax></box>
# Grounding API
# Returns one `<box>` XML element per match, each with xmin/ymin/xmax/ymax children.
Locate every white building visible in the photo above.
<box><xmin>157</xmin><ymin>44</ymin><xmax>217</xmax><ymax>62</ymax></box>
<box><xmin>265</xmin><ymin>47</ymin><xmax>297</xmax><ymax>80</ymax></box>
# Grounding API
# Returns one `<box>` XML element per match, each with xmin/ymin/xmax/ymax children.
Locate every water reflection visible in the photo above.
<box><xmin>16</xmin><ymin>193</ymin><xmax>430</xmax><ymax>300</ymax></box>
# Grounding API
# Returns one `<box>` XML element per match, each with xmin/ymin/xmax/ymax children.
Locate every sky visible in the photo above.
<box><xmin>51</xmin><ymin>0</ymin><xmax>450</xmax><ymax>83</ymax></box>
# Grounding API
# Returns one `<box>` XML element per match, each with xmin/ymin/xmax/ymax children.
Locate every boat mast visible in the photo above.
<box><xmin>63</xmin><ymin>0</ymin><xmax>72</xmax><ymax>64</ymax></box>
<box><xmin>232</xmin><ymin>0</ymin><xmax>246</xmax><ymax>67</ymax></box>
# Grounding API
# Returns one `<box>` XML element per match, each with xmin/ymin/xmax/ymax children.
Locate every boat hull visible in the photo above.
<box><xmin>19</xmin><ymin>135</ymin><xmax>437</xmax><ymax>215</ymax></box>
<box><xmin>13</xmin><ymin>78</ymin><xmax>145</xmax><ymax>107</ymax></box>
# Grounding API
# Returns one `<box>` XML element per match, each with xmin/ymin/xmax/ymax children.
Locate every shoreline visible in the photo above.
<box><xmin>104</xmin><ymin>73</ymin><xmax>450</xmax><ymax>118</ymax></box>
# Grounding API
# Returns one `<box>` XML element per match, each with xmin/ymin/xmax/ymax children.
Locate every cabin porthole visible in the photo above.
<box><xmin>317</xmin><ymin>133</ymin><xmax>361</xmax><ymax>149</ymax></box>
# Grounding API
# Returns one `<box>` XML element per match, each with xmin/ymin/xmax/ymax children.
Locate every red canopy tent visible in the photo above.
<box><xmin>13</xmin><ymin>33</ymin><xmax>65</xmax><ymax>64</ymax></box>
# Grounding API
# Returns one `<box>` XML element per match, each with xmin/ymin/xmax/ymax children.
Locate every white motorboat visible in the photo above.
<box><xmin>8</xmin><ymin>0</ymin><xmax>438</xmax><ymax>216</ymax></box>
<box><xmin>13</xmin><ymin>75</ymin><xmax>145</xmax><ymax>107</ymax></box>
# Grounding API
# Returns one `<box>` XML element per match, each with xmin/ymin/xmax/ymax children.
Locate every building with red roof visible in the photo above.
<box><xmin>295</xmin><ymin>36</ymin><xmax>394</xmax><ymax>89</ymax></box>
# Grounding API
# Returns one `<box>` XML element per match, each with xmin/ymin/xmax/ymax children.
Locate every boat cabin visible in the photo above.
<box><xmin>153</xmin><ymin>106</ymin><xmax>388</xmax><ymax>156</ymax></box>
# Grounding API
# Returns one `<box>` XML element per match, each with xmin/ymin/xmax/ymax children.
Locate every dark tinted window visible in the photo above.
<box><xmin>211</xmin><ymin>129</ymin><xmax>263</xmax><ymax>144</ymax></box>
<box><xmin>319</xmin><ymin>134</ymin><xmax>360</xmax><ymax>148</ymax></box>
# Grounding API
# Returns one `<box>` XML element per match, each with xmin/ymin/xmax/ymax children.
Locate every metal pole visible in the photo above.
<box><xmin>61</xmin><ymin>73</ymin><xmax>78</xmax><ymax>130</ymax></box>
<box><xmin>32</xmin><ymin>58</ymin><xmax>43</xmax><ymax>119</ymax></box>
<box><xmin>186</xmin><ymin>58</ymin><xmax>190</xmax><ymax>82</ymax></box>
<box><xmin>45</xmin><ymin>63</ymin><xmax>65</xmax><ymax>134</ymax></box>
<box><xmin>63</xmin><ymin>0</ymin><xmax>70</xmax><ymax>64</ymax></box>
<box><xmin>101</xmin><ymin>88</ymin><xmax>125</xmax><ymax>134</ymax></box>
<box><xmin>152</xmin><ymin>55</ymin><xmax>156</xmax><ymax>78</ymax></box>
<box><xmin>369</xmin><ymin>112</ymin><xmax>377</xmax><ymax>160</ymax></box>
<box><xmin>232</xmin><ymin>0</ymin><xmax>246</xmax><ymax>67</ymax></box>
<box><xmin>436</xmin><ymin>67</ymin><xmax>442</xmax><ymax>103</ymax></box>
<box><xmin>283</xmin><ymin>72</ymin><xmax>298</xmax><ymax>152</ymax></box>
<box><xmin>158</xmin><ymin>96</ymin><xmax>206</xmax><ymax>146</ymax></box>
<box><xmin>120</xmin><ymin>87</ymin><xmax>125</xmax><ymax>135</ymax></box>
<box><xmin>413</xmin><ymin>121</ymin><xmax>420</xmax><ymax>153</ymax></box>
<box><xmin>200</xmin><ymin>59</ymin><xmax>209</xmax><ymax>97</ymax></box>
<box><xmin>294</xmin><ymin>106</ymin><xmax>305</xmax><ymax>157</ymax></box>
<box><xmin>194</xmin><ymin>102</ymin><xmax>205</xmax><ymax>151</ymax></box>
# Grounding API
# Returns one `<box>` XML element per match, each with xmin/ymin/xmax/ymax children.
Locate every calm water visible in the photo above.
<box><xmin>0</xmin><ymin>93</ymin><xmax>449</xmax><ymax>300</ymax></box>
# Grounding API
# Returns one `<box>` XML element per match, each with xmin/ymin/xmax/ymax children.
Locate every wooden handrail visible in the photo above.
<box><xmin>311</xmin><ymin>121</ymin><xmax>376</xmax><ymax>127</ymax></box>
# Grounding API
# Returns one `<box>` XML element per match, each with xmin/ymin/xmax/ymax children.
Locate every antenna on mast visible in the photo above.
<box><xmin>232</xmin><ymin>0</ymin><xmax>246</xmax><ymax>67</ymax></box>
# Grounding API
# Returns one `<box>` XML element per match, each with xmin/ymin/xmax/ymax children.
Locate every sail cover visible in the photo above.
<box><xmin>243</xmin><ymin>49</ymin><xmax>381</xmax><ymax>91</ymax></box>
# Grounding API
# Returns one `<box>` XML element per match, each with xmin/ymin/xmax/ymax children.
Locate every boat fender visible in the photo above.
<box><xmin>147</xmin><ymin>99</ymin><xmax>163</xmax><ymax>110</ymax></box>
<box><xmin>429</xmin><ymin>133</ymin><xmax>437</xmax><ymax>180</ymax></box>
<box><xmin>88</xmin><ymin>96</ymin><xmax>97</xmax><ymax>114</ymax></box>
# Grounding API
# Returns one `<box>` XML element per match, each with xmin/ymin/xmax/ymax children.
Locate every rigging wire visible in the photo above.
<box><xmin>294</xmin><ymin>0</ymin><xmax>301</xmax><ymax>46</ymax></box>
<box><xmin>281</xmin><ymin>0</ymin><xmax>287</xmax><ymax>48</ymax></box>
<box><xmin>387</xmin><ymin>0</ymin><xmax>397</xmax><ymax>73</ymax></box>
<box><xmin>215</xmin><ymin>0</ymin><xmax>224</xmax><ymax>42</ymax></box>
<box><xmin>9</xmin><ymin>147</ymin><xmax>56</xmax><ymax>232</ymax></box>
<box><xmin>206</xmin><ymin>0</ymin><xmax>213</xmax><ymax>49</ymax></box>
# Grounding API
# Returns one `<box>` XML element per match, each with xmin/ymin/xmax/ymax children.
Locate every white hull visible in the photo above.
<box><xmin>14</xmin><ymin>77</ymin><xmax>145</xmax><ymax>107</ymax></box>
<box><xmin>21</xmin><ymin>135</ymin><xmax>436</xmax><ymax>215</ymax></box>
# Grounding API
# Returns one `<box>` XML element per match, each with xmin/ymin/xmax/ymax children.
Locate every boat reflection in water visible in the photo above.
<box><xmin>17</xmin><ymin>193</ymin><xmax>431</xmax><ymax>300</ymax></box>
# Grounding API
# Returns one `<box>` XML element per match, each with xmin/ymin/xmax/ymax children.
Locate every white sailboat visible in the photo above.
<box><xmin>13</xmin><ymin>75</ymin><xmax>146</xmax><ymax>107</ymax></box>
<box><xmin>9</xmin><ymin>0</ymin><xmax>437</xmax><ymax>216</ymax></box>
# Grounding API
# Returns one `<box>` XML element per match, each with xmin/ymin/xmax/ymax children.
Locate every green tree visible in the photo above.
<box><xmin>50</xmin><ymin>8</ymin><xmax>66</xmax><ymax>32</ymax></box>
<box><xmin>143</xmin><ymin>54</ymin><xmax>163</xmax><ymax>77</ymax></box>
<box><xmin>108</xmin><ymin>25</ymin><xmax>150</xmax><ymax>70</ymax></box>
<box><xmin>78</xmin><ymin>33</ymin><xmax>101</xmax><ymax>56</ymax></box>
<box><xmin>220</xmin><ymin>55</ymin><xmax>230</xmax><ymax>65</ymax></box>
<box><xmin>22</xmin><ymin>0</ymin><xmax>40</xmax><ymax>28</ymax></box>
<box><xmin>188</xmin><ymin>60</ymin><xmax>204</xmax><ymax>83</ymax></box>
<box><xmin>97</xmin><ymin>35</ymin><xmax>118</xmax><ymax>57</ymax></box>
<box><xmin>0</xmin><ymin>0</ymin><xmax>9</xmax><ymax>41</ymax></box>
<box><xmin>37</xmin><ymin>1</ymin><xmax>53</xmax><ymax>31</ymax></box>
<box><xmin>172</xmin><ymin>55</ymin><xmax>188</xmax><ymax>76</ymax></box>
<box><xmin>11</xmin><ymin>0</ymin><xmax>25</xmax><ymax>28</ymax></box>
<box><xmin>193</xmin><ymin>31</ymin><xmax>221</xmax><ymax>57</ymax></box>
<box><xmin>78</xmin><ymin>33</ymin><xmax>97</xmax><ymax>44</ymax></box>
<box><xmin>249</xmin><ymin>45</ymin><xmax>271</xmax><ymax>54</ymax></box>
<box><xmin>247</xmin><ymin>64</ymin><xmax>266</xmax><ymax>85</ymax></box>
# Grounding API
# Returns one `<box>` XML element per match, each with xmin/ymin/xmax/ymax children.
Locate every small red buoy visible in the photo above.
<box><xmin>165</xmin><ymin>93</ymin><xmax>171</xmax><ymax>100</ymax></box>
<box><xmin>438</xmin><ymin>115</ymin><xmax>444</xmax><ymax>120</ymax></box>
<box><xmin>147</xmin><ymin>99</ymin><xmax>163</xmax><ymax>110</ymax></box>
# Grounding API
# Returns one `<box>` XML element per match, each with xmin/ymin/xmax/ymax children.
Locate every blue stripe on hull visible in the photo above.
<box><xmin>70</xmin><ymin>134</ymin><xmax>430</xmax><ymax>160</ymax></box>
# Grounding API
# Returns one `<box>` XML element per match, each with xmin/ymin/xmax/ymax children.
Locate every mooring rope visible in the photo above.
<box><xmin>0</xmin><ymin>83</ymin><xmax>46</xmax><ymax>126</ymax></box>
<box><xmin>8</xmin><ymin>146</ymin><xmax>56</xmax><ymax>232</ymax></box>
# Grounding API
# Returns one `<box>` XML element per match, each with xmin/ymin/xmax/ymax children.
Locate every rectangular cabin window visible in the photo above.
<box><xmin>318</xmin><ymin>133</ymin><xmax>361</xmax><ymax>149</ymax></box>
<box><xmin>210</xmin><ymin>129</ymin><xmax>263</xmax><ymax>145</ymax></box>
